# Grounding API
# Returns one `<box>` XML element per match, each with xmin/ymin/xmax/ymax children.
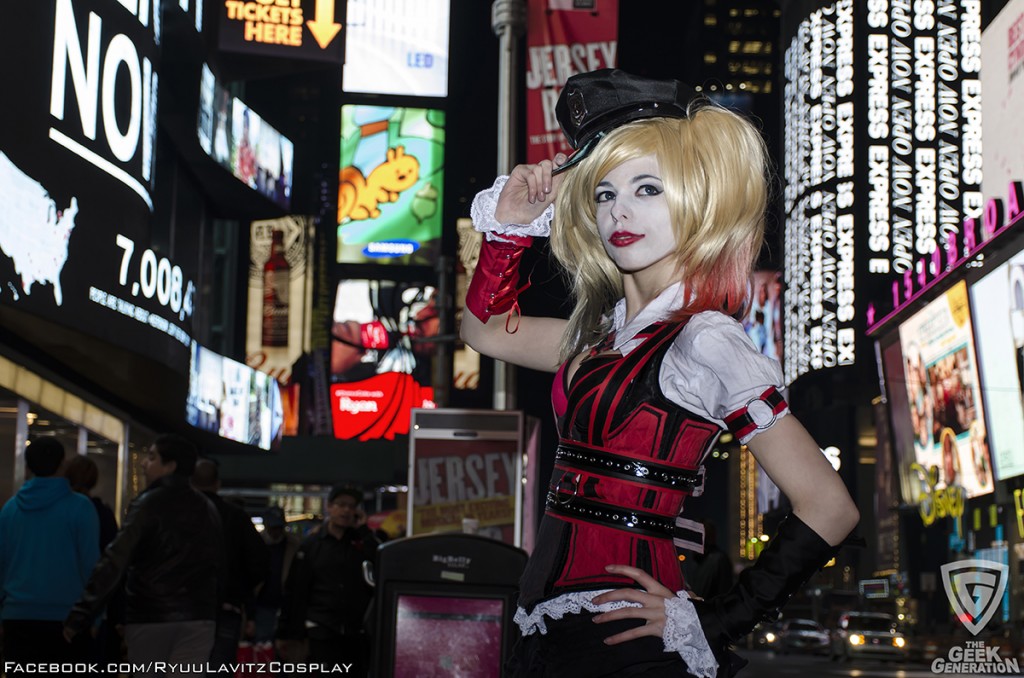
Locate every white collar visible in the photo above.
<box><xmin>608</xmin><ymin>282</ymin><xmax>686</xmax><ymax>351</ymax></box>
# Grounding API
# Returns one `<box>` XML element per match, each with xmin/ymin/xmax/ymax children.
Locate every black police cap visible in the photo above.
<box><xmin>553</xmin><ymin>69</ymin><xmax>700</xmax><ymax>174</ymax></box>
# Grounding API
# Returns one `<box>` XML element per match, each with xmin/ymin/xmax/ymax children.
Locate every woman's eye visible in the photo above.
<box><xmin>595</xmin><ymin>190</ymin><xmax>615</xmax><ymax>203</ymax></box>
<box><xmin>637</xmin><ymin>184</ymin><xmax>662</xmax><ymax>196</ymax></box>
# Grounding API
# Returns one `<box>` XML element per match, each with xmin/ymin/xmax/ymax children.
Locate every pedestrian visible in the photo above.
<box><xmin>0</xmin><ymin>437</ymin><xmax>99</xmax><ymax>663</ymax></box>
<box><xmin>63</xmin><ymin>454</ymin><xmax>123</xmax><ymax>665</ymax></box>
<box><xmin>461</xmin><ymin>68</ymin><xmax>860</xmax><ymax>677</ymax></box>
<box><xmin>64</xmin><ymin>434</ymin><xmax>224</xmax><ymax>678</ymax></box>
<box><xmin>191</xmin><ymin>458</ymin><xmax>269</xmax><ymax>671</ymax></box>
<box><xmin>252</xmin><ymin>507</ymin><xmax>299</xmax><ymax>645</ymax></box>
<box><xmin>276</xmin><ymin>484</ymin><xmax>378</xmax><ymax>674</ymax></box>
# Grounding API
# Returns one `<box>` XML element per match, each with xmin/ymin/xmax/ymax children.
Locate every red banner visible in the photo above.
<box><xmin>525</xmin><ymin>0</ymin><xmax>619</xmax><ymax>164</ymax></box>
<box><xmin>330</xmin><ymin>373</ymin><xmax>435</xmax><ymax>441</ymax></box>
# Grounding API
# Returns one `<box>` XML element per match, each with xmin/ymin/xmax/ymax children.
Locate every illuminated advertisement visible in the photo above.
<box><xmin>393</xmin><ymin>596</ymin><xmax>504</xmax><ymax>678</ymax></box>
<box><xmin>525</xmin><ymin>0</ymin><xmax>618</xmax><ymax>164</ymax></box>
<box><xmin>245</xmin><ymin>216</ymin><xmax>314</xmax><ymax>437</ymax></box>
<box><xmin>330</xmin><ymin>280</ymin><xmax>437</xmax><ymax>440</ymax></box>
<box><xmin>218</xmin><ymin>0</ymin><xmax>345</xmax><ymax>62</ymax></box>
<box><xmin>186</xmin><ymin>342</ymin><xmax>285</xmax><ymax>450</ymax></box>
<box><xmin>981</xmin><ymin>0</ymin><xmax>1024</xmax><ymax>199</ymax></box>
<box><xmin>896</xmin><ymin>281</ymin><xmax>993</xmax><ymax>498</ymax></box>
<box><xmin>741</xmin><ymin>270</ymin><xmax>784</xmax><ymax>365</ymax></box>
<box><xmin>197</xmin><ymin>64</ymin><xmax>294</xmax><ymax>209</ymax></box>
<box><xmin>410</xmin><ymin>436</ymin><xmax>519</xmax><ymax>543</ymax></box>
<box><xmin>781</xmin><ymin>1</ymin><xmax>857</xmax><ymax>384</ymax></box>
<box><xmin>0</xmin><ymin>0</ymin><xmax>199</xmax><ymax>370</ymax></box>
<box><xmin>337</xmin><ymin>105</ymin><xmax>444</xmax><ymax>265</ymax></box>
<box><xmin>453</xmin><ymin>218</ymin><xmax>481</xmax><ymax>391</ymax></box>
<box><xmin>343</xmin><ymin>0</ymin><xmax>451</xmax><ymax>97</ymax></box>
<box><xmin>862</xmin><ymin>2</ymin><xmax>984</xmax><ymax>300</ymax></box>
<box><xmin>970</xmin><ymin>254</ymin><xmax>1024</xmax><ymax>480</ymax></box>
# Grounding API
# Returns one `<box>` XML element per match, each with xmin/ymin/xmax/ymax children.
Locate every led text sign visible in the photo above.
<box><xmin>782</xmin><ymin>0</ymin><xmax>857</xmax><ymax>383</ymax></box>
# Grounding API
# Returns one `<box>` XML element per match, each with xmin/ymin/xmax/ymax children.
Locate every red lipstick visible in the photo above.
<box><xmin>609</xmin><ymin>231</ymin><xmax>644</xmax><ymax>247</ymax></box>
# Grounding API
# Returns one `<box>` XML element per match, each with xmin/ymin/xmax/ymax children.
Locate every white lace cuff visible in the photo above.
<box><xmin>470</xmin><ymin>175</ymin><xmax>553</xmax><ymax>243</ymax></box>
<box><xmin>663</xmin><ymin>592</ymin><xmax>719</xmax><ymax>678</ymax></box>
<box><xmin>514</xmin><ymin>590</ymin><xmax>641</xmax><ymax>636</ymax></box>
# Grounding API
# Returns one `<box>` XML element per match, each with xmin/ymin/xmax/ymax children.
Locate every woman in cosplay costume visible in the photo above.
<box><xmin>461</xmin><ymin>69</ymin><xmax>859</xmax><ymax>678</ymax></box>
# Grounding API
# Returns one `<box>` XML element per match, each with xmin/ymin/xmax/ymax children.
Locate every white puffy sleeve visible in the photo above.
<box><xmin>660</xmin><ymin>311</ymin><xmax>789</xmax><ymax>444</ymax></box>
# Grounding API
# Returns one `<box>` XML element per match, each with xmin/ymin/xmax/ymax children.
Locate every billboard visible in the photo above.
<box><xmin>0</xmin><ymin>0</ymin><xmax>198</xmax><ymax>370</ymax></box>
<box><xmin>407</xmin><ymin>409</ymin><xmax>523</xmax><ymax>545</ymax></box>
<box><xmin>337</xmin><ymin>105</ymin><xmax>445</xmax><ymax>265</ymax></box>
<box><xmin>781</xmin><ymin>1</ymin><xmax>857</xmax><ymax>384</ymax></box>
<box><xmin>525</xmin><ymin>0</ymin><xmax>618</xmax><ymax>164</ymax></box>
<box><xmin>343</xmin><ymin>0</ymin><xmax>451</xmax><ymax>97</ymax></box>
<box><xmin>330</xmin><ymin>279</ymin><xmax>438</xmax><ymax>440</ymax></box>
<box><xmin>861</xmin><ymin>1</ymin><xmax>984</xmax><ymax>305</ymax></box>
<box><xmin>741</xmin><ymin>270</ymin><xmax>785</xmax><ymax>365</ymax></box>
<box><xmin>896</xmin><ymin>281</ymin><xmax>993</xmax><ymax>498</ymax></box>
<box><xmin>970</xmin><ymin>253</ymin><xmax>1024</xmax><ymax>480</ymax></box>
<box><xmin>218</xmin><ymin>0</ymin><xmax>345</xmax><ymax>62</ymax></box>
<box><xmin>197</xmin><ymin>64</ymin><xmax>294</xmax><ymax>209</ymax></box>
<box><xmin>981</xmin><ymin>0</ymin><xmax>1024</xmax><ymax>199</ymax></box>
<box><xmin>186</xmin><ymin>342</ymin><xmax>285</xmax><ymax>450</ymax></box>
<box><xmin>245</xmin><ymin>216</ymin><xmax>314</xmax><ymax>437</ymax></box>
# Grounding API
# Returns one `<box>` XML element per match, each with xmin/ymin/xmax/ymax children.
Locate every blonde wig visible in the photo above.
<box><xmin>550</xmin><ymin>102</ymin><xmax>770</xmax><ymax>363</ymax></box>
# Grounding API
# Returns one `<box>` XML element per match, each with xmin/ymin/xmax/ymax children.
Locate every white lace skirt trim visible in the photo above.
<box><xmin>663</xmin><ymin>593</ymin><xmax>719</xmax><ymax>678</ymax></box>
<box><xmin>514</xmin><ymin>590</ymin><xmax>719</xmax><ymax>678</ymax></box>
<box><xmin>470</xmin><ymin>175</ymin><xmax>554</xmax><ymax>242</ymax></box>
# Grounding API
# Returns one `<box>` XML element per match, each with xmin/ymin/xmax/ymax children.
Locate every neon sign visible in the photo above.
<box><xmin>868</xmin><ymin>180</ymin><xmax>1024</xmax><ymax>333</ymax></box>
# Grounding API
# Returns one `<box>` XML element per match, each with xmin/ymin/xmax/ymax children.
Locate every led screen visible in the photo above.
<box><xmin>896</xmin><ymin>281</ymin><xmax>993</xmax><ymax>498</ymax></box>
<box><xmin>343</xmin><ymin>0</ymin><xmax>451</xmax><ymax>97</ymax></box>
<box><xmin>393</xmin><ymin>595</ymin><xmax>503</xmax><ymax>678</ymax></box>
<box><xmin>741</xmin><ymin>270</ymin><xmax>784</xmax><ymax>366</ymax></box>
<box><xmin>330</xmin><ymin>280</ymin><xmax>437</xmax><ymax>440</ymax></box>
<box><xmin>970</xmin><ymin>253</ymin><xmax>1024</xmax><ymax>480</ymax></box>
<box><xmin>197</xmin><ymin>64</ymin><xmax>294</xmax><ymax>209</ymax></box>
<box><xmin>336</xmin><ymin>105</ymin><xmax>445</xmax><ymax>265</ymax></box>
<box><xmin>0</xmin><ymin>0</ymin><xmax>198</xmax><ymax>369</ymax></box>
<box><xmin>781</xmin><ymin>1</ymin><xmax>857</xmax><ymax>384</ymax></box>
<box><xmin>186</xmin><ymin>342</ymin><xmax>285</xmax><ymax>450</ymax></box>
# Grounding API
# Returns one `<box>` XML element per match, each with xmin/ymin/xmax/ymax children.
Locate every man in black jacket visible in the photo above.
<box><xmin>64</xmin><ymin>435</ymin><xmax>223</xmax><ymax>675</ymax></box>
<box><xmin>277</xmin><ymin>484</ymin><xmax>378</xmax><ymax>673</ymax></box>
<box><xmin>191</xmin><ymin>458</ymin><xmax>269</xmax><ymax>668</ymax></box>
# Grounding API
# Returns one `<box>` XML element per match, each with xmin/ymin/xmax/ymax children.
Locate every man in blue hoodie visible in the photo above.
<box><xmin>0</xmin><ymin>437</ymin><xmax>99</xmax><ymax>662</ymax></box>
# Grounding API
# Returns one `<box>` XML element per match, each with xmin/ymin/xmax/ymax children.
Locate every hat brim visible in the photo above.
<box><xmin>552</xmin><ymin>105</ymin><xmax>690</xmax><ymax>175</ymax></box>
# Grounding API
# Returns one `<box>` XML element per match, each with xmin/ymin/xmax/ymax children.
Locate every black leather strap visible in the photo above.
<box><xmin>555</xmin><ymin>443</ymin><xmax>702</xmax><ymax>490</ymax></box>
<box><xmin>545</xmin><ymin>492</ymin><xmax>675</xmax><ymax>539</ymax></box>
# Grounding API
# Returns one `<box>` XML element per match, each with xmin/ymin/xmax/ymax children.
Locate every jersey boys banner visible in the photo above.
<box><xmin>525</xmin><ymin>0</ymin><xmax>618</xmax><ymax>164</ymax></box>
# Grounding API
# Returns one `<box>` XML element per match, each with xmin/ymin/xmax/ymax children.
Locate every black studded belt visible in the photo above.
<box><xmin>554</xmin><ymin>443</ymin><xmax>702</xmax><ymax>490</ymax></box>
<box><xmin>545</xmin><ymin>492</ymin><xmax>676</xmax><ymax>539</ymax></box>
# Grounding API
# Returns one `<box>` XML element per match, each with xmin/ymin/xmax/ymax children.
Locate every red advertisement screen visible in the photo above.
<box><xmin>393</xmin><ymin>595</ymin><xmax>504</xmax><ymax>678</ymax></box>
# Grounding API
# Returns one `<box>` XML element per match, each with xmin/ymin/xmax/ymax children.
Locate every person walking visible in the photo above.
<box><xmin>0</xmin><ymin>438</ymin><xmax>99</xmax><ymax>663</ymax></box>
<box><xmin>191</xmin><ymin>458</ymin><xmax>269</xmax><ymax>670</ymax></box>
<box><xmin>276</xmin><ymin>485</ymin><xmax>378</xmax><ymax>673</ymax></box>
<box><xmin>64</xmin><ymin>435</ymin><xmax>223</xmax><ymax>677</ymax></box>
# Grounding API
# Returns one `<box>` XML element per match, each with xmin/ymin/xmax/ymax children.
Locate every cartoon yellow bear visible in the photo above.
<box><xmin>338</xmin><ymin>146</ymin><xmax>420</xmax><ymax>222</ymax></box>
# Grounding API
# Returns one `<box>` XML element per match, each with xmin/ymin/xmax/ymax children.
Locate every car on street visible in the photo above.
<box><xmin>830</xmin><ymin>611</ymin><xmax>908</xmax><ymax>661</ymax></box>
<box><xmin>778</xmin><ymin>618</ymin><xmax>830</xmax><ymax>655</ymax></box>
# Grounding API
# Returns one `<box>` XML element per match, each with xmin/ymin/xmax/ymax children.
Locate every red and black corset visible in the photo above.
<box><xmin>519</xmin><ymin>321</ymin><xmax>722</xmax><ymax>609</ymax></box>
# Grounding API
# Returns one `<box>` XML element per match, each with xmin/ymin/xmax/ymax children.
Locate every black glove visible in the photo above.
<box><xmin>693</xmin><ymin>513</ymin><xmax>841</xmax><ymax>676</ymax></box>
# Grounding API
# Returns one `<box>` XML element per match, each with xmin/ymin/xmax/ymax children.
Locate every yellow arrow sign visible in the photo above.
<box><xmin>306</xmin><ymin>0</ymin><xmax>342</xmax><ymax>49</ymax></box>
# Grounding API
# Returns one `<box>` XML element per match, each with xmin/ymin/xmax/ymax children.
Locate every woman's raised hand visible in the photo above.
<box><xmin>494</xmin><ymin>153</ymin><xmax>568</xmax><ymax>225</ymax></box>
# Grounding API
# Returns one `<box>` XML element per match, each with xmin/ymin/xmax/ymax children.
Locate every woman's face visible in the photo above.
<box><xmin>594</xmin><ymin>154</ymin><xmax>678</xmax><ymax>280</ymax></box>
